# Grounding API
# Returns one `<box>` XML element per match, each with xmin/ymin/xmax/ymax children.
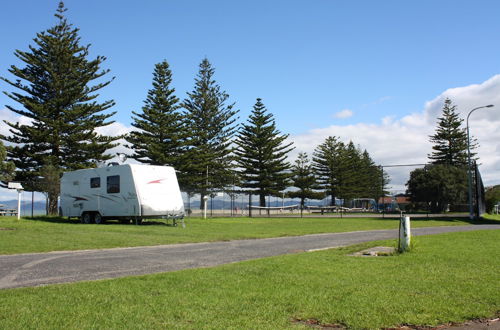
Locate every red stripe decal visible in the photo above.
<box><xmin>147</xmin><ymin>179</ymin><xmax>165</xmax><ymax>184</ymax></box>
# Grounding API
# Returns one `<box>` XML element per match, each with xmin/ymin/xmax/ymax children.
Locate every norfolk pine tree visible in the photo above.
<box><xmin>0</xmin><ymin>2</ymin><xmax>118</xmax><ymax>214</ymax></box>
<box><xmin>336</xmin><ymin>141</ymin><xmax>362</xmax><ymax>201</ymax></box>
<box><xmin>0</xmin><ymin>142</ymin><xmax>15</xmax><ymax>182</ymax></box>
<box><xmin>182</xmin><ymin>58</ymin><xmax>239</xmax><ymax>208</ymax></box>
<box><xmin>337</xmin><ymin>142</ymin><xmax>385</xmax><ymax>200</ymax></box>
<box><xmin>288</xmin><ymin>152</ymin><xmax>323</xmax><ymax>210</ymax></box>
<box><xmin>313</xmin><ymin>137</ymin><xmax>384</xmax><ymax>206</ymax></box>
<box><xmin>429</xmin><ymin>98</ymin><xmax>473</xmax><ymax>166</ymax></box>
<box><xmin>312</xmin><ymin>136</ymin><xmax>343</xmax><ymax>206</ymax></box>
<box><xmin>406</xmin><ymin>98</ymin><xmax>472</xmax><ymax>211</ymax></box>
<box><xmin>126</xmin><ymin>60</ymin><xmax>186</xmax><ymax>178</ymax></box>
<box><xmin>360</xmin><ymin>149</ymin><xmax>387</xmax><ymax>201</ymax></box>
<box><xmin>235</xmin><ymin>98</ymin><xmax>294</xmax><ymax>207</ymax></box>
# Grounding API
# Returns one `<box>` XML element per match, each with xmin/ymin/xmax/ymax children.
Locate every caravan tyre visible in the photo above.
<box><xmin>82</xmin><ymin>213</ymin><xmax>92</xmax><ymax>224</ymax></box>
<box><xmin>94</xmin><ymin>213</ymin><xmax>103</xmax><ymax>224</ymax></box>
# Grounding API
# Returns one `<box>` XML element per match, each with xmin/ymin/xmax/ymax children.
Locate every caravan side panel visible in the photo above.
<box><xmin>60</xmin><ymin>166</ymin><xmax>140</xmax><ymax>218</ymax></box>
<box><xmin>94</xmin><ymin>166</ymin><xmax>139</xmax><ymax>217</ymax></box>
<box><xmin>60</xmin><ymin>164</ymin><xmax>181</xmax><ymax>219</ymax></box>
<box><xmin>131</xmin><ymin>165</ymin><xmax>185</xmax><ymax>217</ymax></box>
<box><xmin>60</xmin><ymin>169</ymin><xmax>101</xmax><ymax>217</ymax></box>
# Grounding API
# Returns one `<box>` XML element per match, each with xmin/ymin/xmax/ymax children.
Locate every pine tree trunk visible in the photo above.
<box><xmin>259</xmin><ymin>194</ymin><xmax>266</xmax><ymax>207</ymax></box>
<box><xmin>199</xmin><ymin>193</ymin><xmax>206</xmax><ymax>211</ymax></box>
<box><xmin>330</xmin><ymin>193</ymin><xmax>335</xmax><ymax>206</ymax></box>
<box><xmin>47</xmin><ymin>192</ymin><xmax>59</xmax><ymax>215</ymax></box>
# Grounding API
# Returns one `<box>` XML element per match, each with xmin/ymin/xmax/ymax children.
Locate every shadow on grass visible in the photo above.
<box><xmin>23</xmin><ymin>216</ymin><xmax>77</xmax><ymax>224</ymax></box>
<box><xmin>23</xmin><ymin>214</ymin><xmax>499</xmax><ymax>226</ymax></box>
<box><xmin>346</xmin><ymin>215</ymin><xmax>500</xmax><ymax>225</ymax></box>
<box><xmin>401</xmin><ymin>215</ymin><xmax>499</xmax><ymax>225</ymax></box>
<box><xmin>22</xmin><ymin>216</ymin><xmax>178</xmax><ymax>226</ymax></box>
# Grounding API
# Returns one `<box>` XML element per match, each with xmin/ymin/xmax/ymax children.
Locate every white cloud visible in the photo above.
<box><xmin>0</xmin><ymin>108</ymin><xmax>33</xmax><ymax>140</ymax></box>
<box><xmin>422</xmin><ymin>75</ymin><xmax>500</xmax><ymax>124</ymax></box>
<box><xmin>292</xmin><ymin>75</ymin><xmax>500</xmax><ymax>192</ymax></box>
<box><xmin>95</xmin><ymin>121</ymin><xmax>136</xmax><ymax>162</ymax></box>
<box><xmin>377</xmin><ymin>96</ymin><xmax>392</xmax><ymax>103</ymax></box>
<box><xmin>334</xmin><ymin>109</ymin><xmax>353</xmax><ymax>119</ymax></box>
<box><xmin>362</xmin><ymin>96</ymin><xmax>393</xmax><ymax>108</ymax></box>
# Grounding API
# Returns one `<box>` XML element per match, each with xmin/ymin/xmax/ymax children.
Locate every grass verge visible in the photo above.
<box><xmin>484</xmin><ymin>213</ymin><xmax>500</xmax><ymax>221</ymax></box>
<box><xmin>1</xmin><ymin>215</ymin><xmax>495</xmax><ymax>255</ymax></box>
<box><xmin>0</xmin><ymin>229</ymin><xmax>498</xmax><ymax>329</ymax></box>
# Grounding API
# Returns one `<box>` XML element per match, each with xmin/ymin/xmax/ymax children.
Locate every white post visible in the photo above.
<box><xmin>203</xmin><ymin>195</ymin><xmax>208</xmax><ymax>219</ymax></box>
<box><xmin>17</xmin><ymin>189</ymin><xmax>22</xmax><ymax>220</ymax></box>
<box><xmin>7</xmin><ymin>182</ymin><xmax>24</xmax><ymax>219</ymax></box>
<box><xmin>399</xmin><ymin>216</ymin><xmax>411</xmax><ymax>251</ymax></box>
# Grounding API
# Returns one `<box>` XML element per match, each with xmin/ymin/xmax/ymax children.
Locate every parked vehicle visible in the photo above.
<box><xmin>60</xmin><ymin>164</ymin><xmax>185</xmax><ymax>225</ymax></box>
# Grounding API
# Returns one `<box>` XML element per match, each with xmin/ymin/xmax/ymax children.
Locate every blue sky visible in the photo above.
<box><xmin>1</xmin><ymin>0</ymin><xmax>500</xmax><ymax>199</ymax></box>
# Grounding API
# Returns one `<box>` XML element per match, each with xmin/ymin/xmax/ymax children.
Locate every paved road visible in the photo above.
<box><xmin>1</xmin><ymin>224</ymin><xmax>498</xmax><ymax>289</ymax></box>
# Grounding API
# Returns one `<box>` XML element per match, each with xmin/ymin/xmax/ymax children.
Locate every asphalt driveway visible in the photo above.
<box><xmin>0</xmin><ymin>224</ymin><xmax>498</xmax><ymax>289</ymax></box>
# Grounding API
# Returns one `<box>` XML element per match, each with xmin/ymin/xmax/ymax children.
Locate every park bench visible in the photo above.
<box><xmin>0</xmin><ymin>209</ymin><xmax>18</xmax><ymax>216</ymax></box>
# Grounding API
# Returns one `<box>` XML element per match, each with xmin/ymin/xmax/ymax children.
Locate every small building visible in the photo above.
<box><xmin>377</xmin><ymin>195</ymin><xmax>410</xmax><ymax>212</ymax></box>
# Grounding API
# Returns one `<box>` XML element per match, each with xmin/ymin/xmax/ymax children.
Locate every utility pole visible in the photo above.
<box><xmin>466</xmin><ymin>105</ymin><xmax>494</xmax><ymax>220</ymax></box>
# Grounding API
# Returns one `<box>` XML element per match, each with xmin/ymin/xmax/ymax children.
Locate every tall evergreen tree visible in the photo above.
<box><xmin>336</xmin><ymin>141</ymin><xmax>362</xmax><ymax>200</ymax></box>
<box><xmin>312</xmin><ymin>136</ymin><xmax>344</xmax><ymax>206</ymax></box>
<box><xmin>360</xmin><ymin>149</ymin><xmax>387</xmax><ymax>200</ymax></box>
<box><xmin>126</xmin><ymin>60</ymin><xmax>185</xmax><ymax>173</ymax></box>
<box><xmin>0</xmin><ymin>2</ymin><xmax>118</xmax><ymax>214</ymax></box>
<box><xmin>338</xmin><ymin>142</ymin><xmax>386</xmax><ymax>201</ymax></box>
<box><xmin>288</xmin><ymin>152</ymin><xmax>324</xmax><ymax>209</ymax></box>
<box><xmin>429</xmin><ymin>98</ymin><xmax>472</xmax><ymax>166</ymax></box>
<box><xmin>313</xmin><ymin>137</ymin><xmax>385</xmax><ymax>206</ymax></box>
<box><xmin>182</xmin><ymin>58</ymin><xmax>239</xmax><ymax>208</ymax></box>
<box><xmin>234</xmin><ymin>98</ymin><xmax>294</xmax><ymax>207</ymax></box>
<box><xmin>0</xmin><ymin>142</ymin><xmax>15</xmax><ymax>182</ymax></box>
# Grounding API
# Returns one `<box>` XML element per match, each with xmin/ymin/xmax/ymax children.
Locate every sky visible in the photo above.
<box><xmin>1</xmin><ymin>0</ymin><xmax>500</xmax><ymax>201</ymax></box>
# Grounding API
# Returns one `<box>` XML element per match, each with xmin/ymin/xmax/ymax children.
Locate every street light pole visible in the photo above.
<box><xmin>466</xmin><ymin>104</ymin><xmax>494</xmax><ymax>220</ymax></box>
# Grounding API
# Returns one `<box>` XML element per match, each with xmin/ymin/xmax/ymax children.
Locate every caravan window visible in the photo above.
<box><xmin>90</xmin><ymin>177</ymin><xmax>100</xmax><ymax>188</ymax></box>
<box><xmin>107</xmin><ymin>175</ymin><xmax>120</xmax><ymax>193</ymax></box>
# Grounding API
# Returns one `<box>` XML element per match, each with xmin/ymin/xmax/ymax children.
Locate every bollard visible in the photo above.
<box><xmin>399</xmin><ymin>216</ymin><xmax>411</xmax><ymax>252</ymax></box>
<box><xmin>203</xmin><ymin>195</ymin><xmax>208</xmax><ymax>219</ymax></box>
<box><xmin>17</xmin><ymin>189</ymin><xmax>22</xmax><ymax>220</ymax></box>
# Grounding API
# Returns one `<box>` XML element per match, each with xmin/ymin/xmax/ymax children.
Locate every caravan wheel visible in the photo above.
<box><xmin>94</xmin><ymin>213</ymin><xmax>104</xmax><ymax>224</ymax></box>
<box><xmin>82</xmin><ymin>213</ymin><xmax>92</xmax><ymax>224</ymax></box>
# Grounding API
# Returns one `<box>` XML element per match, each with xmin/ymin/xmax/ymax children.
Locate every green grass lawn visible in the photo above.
<box><xmin>485</xmin><ymin>213</ymin><xmax>500</xmax><ymax>221</ymax></box>
<box><xmin>0</xmin><ymin>230</ymin><xmax>498</xmax><ymax>329</ymax></box>
<box><xmin>0</xmin><ymin>215</ymin><xmax>495</xmax><ymax>255</ymax></box>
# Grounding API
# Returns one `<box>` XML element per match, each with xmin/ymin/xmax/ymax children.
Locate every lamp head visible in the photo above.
<box><xmin>486</xmin><ymin>104</ymin><xmax>494</xmax><ymax>108</ymax></box>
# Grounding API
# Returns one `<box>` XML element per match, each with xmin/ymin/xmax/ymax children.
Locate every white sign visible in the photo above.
<box><xmin>8</xmin><ymin>182</ymin><xmax>23</xmax><ymax>190</ymax></box>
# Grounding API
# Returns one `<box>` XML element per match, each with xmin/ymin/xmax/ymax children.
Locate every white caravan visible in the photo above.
<box><xmin>60</xmin><ymin>164</ymin><xmax>185</xmax><ymax>225</ymax></box>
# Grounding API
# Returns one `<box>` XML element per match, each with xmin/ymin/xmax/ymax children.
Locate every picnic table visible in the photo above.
<box><xmin>0</xmin><ymin>209</ymin><xmax>18</xmax><ymax>216</ymax></box>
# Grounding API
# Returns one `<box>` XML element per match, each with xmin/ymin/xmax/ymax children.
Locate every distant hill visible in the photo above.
<box><xmin>0</xmin><ymin>200</ymin><xmax>46</xmax><ymax>216</ymax></box>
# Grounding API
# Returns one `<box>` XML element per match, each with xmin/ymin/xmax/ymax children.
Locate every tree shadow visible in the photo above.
<box><xmin>22</xmin><ymin>216</ymin><xmax>179</xmax><ymax>226</ymax></box>
<box><xmin>360</xmin><ymin>214</ymin><xmax>500</xmax><ymax>225</ymax></box>
<box><xmin>24</xmin><ymin>216</ymin><xmax>77</xmax><ymax>224</ymax></box>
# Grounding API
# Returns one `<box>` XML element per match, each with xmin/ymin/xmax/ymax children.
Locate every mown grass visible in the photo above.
<box><xmin>484</xmin><ymin>213</ymin><xmax>500</xmax><ymax>221</ymax></box>
<box><xmin>0</xmin><ymin>230</ymin><xmax>498</xmax><ymax>329</ymax></box>
<box><xmin>0</xmin><ymin>215</ymin><xmax>493</xmax><ymax>255</ymax></box>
